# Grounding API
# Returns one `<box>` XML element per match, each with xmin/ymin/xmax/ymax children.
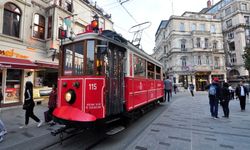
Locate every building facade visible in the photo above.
<box><xmin>154</xmin><ymin>12</ymin><xmax>226</xmax><ymax>91</ymax></box>
<box><xmin>205</xmin><ymin>0</ymin><xmax>250</xmax><ymax>85</ymax></box>
<box><xmin>0</xmin><ymin>0</ymin><xmax>113</xmax><ymax>107</ymax></box>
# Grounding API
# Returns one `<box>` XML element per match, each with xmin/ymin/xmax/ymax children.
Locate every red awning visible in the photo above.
<box><xmin>34</xmin><ymin>61</ymin><xmax>58</xmax><ymax>69</ymax></box>
<box><xmin>0</xmin><ymin>56</ymin><xmax>37</xmax><ymax>69</ymax></box>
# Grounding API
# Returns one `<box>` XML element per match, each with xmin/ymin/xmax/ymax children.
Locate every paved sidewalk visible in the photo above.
<box><xmin>126</xmin><ymin>92</ymin><xmax>250</xmax><ymax>150</ymax></box>
<box><xmin>0</xmin><ymin>103</ymin><xmax>63</xmax><ymax>150</ymax></box>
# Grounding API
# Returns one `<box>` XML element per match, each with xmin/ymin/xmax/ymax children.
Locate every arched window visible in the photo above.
<box><xmin>3</xmin><ymin>2</ymin><xmax>21</xmax><ymax>37</ymax></box>
<box><xmin>229</xmin><ymin>69</ymin><xmax>240</xmax><ymax>76</ymax></box>
<box><xmin>33</xmin><ymin>14</ymin><xmax>45</xmax><ymax>39</ymax></box>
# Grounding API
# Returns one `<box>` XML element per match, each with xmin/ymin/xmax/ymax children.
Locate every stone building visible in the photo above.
<box><xmin>0</xmin><ymin>0</ymin><xmax>113</xmax><ymax>107</ymax></box>
<box><xmin>205</xmin><ymin>0</ymin><xmax>250</xmax><ymax>85</ymax></box>
<box><xmin>154</xmin><ymin>11</ymin><xmax>226</xmax><ymax>91</ymax></box>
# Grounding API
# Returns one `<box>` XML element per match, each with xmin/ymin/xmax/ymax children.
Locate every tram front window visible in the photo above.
<box><xmin>87</xmin><ymin>40</ymin><xmax>94</xmax><ymax>75</ymax></box>
<box><xmin>64</xmin><ymin>45</ymin><xmax>73</xmax><ymax>75</ymax></box>
<box><xmin>74</xmin><ymin>42</ymin><xmax>84</xmax><ymax>75</ymax></box>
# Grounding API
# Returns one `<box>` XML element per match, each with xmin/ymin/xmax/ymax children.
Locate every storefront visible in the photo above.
<box><xmin>0</xmin><ymin>48</ymin><xmax>58</xmax><ymax>107</ymax></box>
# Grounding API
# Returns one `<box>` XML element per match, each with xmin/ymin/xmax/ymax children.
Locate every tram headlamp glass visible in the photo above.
<box><xmin>64</xmin><ymin>89</ymin><xmax>76</xmax><ymax>104</ymax></box>
<box><xmin>65</xmin><ymin>92</ymin><xmax>72</xmax><ymax>102</ymax></box>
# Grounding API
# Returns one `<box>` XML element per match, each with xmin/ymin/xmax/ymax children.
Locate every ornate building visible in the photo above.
<box><xmin>0</xmin><ymin>0</ymin><xmax>113</xmax><ymax>107</ymax></box>
<box><xmin>154</xmin><ymin>11</ymin><xmax>226</xmax><ymax>91</ymax></box>
<box><xmin>205</xmin><ymin>0</ymin><xmax>250</xmax><ymax>84</ymax></box>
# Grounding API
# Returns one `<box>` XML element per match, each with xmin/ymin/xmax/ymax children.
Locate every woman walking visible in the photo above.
<box><xmin>20</xmin><ymin>81</ymin><xmax>42</xmax><ymax>128</ymax></box>
<box><xmin>220</xmin><ymin>82</ymin><xmax>230</xmax><ymax>118</ymax></box>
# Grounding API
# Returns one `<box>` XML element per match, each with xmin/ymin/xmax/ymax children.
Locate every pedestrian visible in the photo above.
<box><xmin>173</xmin><ymin>84</ymin><xmax>177</xmax><ymax>94</ymax></box>
<box><xmin>47</xmin><ymin>84</ymin><xmax>57</xmax><ymax>125</ymax></box>
<box><xmin>20</xmin><ymin>81</ymin><xmax>42</xmax><ymax>128</ymax></box>
<box><xmin>189</xmin><ymin>83</ymin><xmax>194</xmax><ymax>97</ymax></box>
<box><xmin>228</xmin><ymin>85</ymin><xmax>234</xmax><ymax>100</ymax></box>
<box><xmin>164</xmin><ymin>76</ymin><xmax>172</xmax><ymax>102</ymax></box>
<box><xmin>207</xmin><ymin>77</ymin><xmax>221</xmax><ymax>119</ymax></box>
<box><xmin>235</xmin><ymin>80</ymin><xmax>249</xmax><ymax>111</ymax></box>
<box><xmin>0</xmin><ymin>90</ymin><xmax>7</xmax><ymax>143</ymax></box>
<box><xmin>220</xmin><ymin>82</ymin><xmax>230</xmax><ymax>118</ymax></box>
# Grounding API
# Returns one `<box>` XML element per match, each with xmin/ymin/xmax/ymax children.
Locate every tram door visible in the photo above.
<box><xmin>105</xmin><ymin>44</ymin><xmax>125</xmax><ymax>115</ymax></box>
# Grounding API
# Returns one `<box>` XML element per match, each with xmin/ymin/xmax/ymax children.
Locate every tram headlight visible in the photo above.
<box><xmin>64</xmin><ymin>89</ymin><xmax>76</xmax><ymax>104</ymax></box>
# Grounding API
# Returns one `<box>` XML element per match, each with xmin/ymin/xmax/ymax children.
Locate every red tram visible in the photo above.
<box><xmin>53</xmin><ymin>25</ymin><xmax>165</xmax><ymax>127</ymax></box>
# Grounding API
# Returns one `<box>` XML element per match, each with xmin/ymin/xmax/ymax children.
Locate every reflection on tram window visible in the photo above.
<box><xmin>64</xmin><ymin>45</ymin><xmax>73</xmax><ymax>75</ymax></box>
<box><xmin>133</xmin><ymin>55</ymin><xmax>146</xmax><ymax>77</ymax></box>
<box><xmin>87</xmin><ymin>40</ymin><xmax>94</xmax><ymax>75</ymax></box>
<box><xmin>74</xmin><ymin>42</ymin><xmax>84</xmax><ymax>75</ymax></box>
<box><xmin>147</xmin><ymin>62</ymin><xmax>155</xmax><ymax>79</ymax></box>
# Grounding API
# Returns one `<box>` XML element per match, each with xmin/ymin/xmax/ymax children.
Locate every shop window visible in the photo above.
<box><xmin>33</xmin><ymin>14</ymin><xmax>45</xmax><ymax>39</ymax></box>
<box><xmin>3</xmin><ymin>2</ymin><xmax>21</xmax><ymax>38</ymax></box>
<box><xmin>5</xmin><ymin>69</ymin><xmax>22</xmax><ymax>103</ymax></box>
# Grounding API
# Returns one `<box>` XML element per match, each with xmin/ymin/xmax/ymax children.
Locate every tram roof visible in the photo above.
<box><xmin>62</xmin><ymin>30</ymin><xmax>163</xmax><ymax>67</ymax></box>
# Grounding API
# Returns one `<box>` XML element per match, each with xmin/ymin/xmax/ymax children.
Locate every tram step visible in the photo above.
<box><xmin>106</xmin><ymin>126</ymin><xmax>125</xmax><ymax>135</ymax></box>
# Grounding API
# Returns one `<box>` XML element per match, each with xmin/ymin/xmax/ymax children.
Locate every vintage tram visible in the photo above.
<box><xmin>53</xmin><ymin>23</ymin><xmax>164</xmax><ymax>128</ymax></box>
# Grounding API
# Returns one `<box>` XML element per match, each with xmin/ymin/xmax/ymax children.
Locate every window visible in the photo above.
<box><xmin>181</xmin><ymin>57</ymin><xmax>187</xmax><ymax>67</ymax></box>
<box><xmin>206</xmin><ymin>56</ymin><xmax>209</xmax><ymax>65</ymax></box>
<box><xmin>74</xmin><ymin>42</ymin><xmax>84</xmax><ymax>75</ymax></box>
<box><xmin>229</xmin><ymin>42</ymin><xmax>235</xmax><ymax>51</ymax></box>
<box><xmin>200</xmin><ymin>24</ymin><xmax>205</xmax><ymax>32</ymax></box>
<box><xmin>191</xmin><ymin>24</ymin><xmax>196</xmax><ymax>31</ymax></box>
<box><xmin>179</xmin><ymin>23</ymin><xmax>185</xmax><ymax>32</ymax></box>
<box><xmin>33</xmin><ymin>14</ymin><xmax>45</xmax><ymax>39</ymax></box>
<box><xmin>164</xmin><ymin>46</ymin><xmax>167</xmax><ymax>54</ymax></box>
<box><xmin>225</xmin><ymin>7</ymin><xmax>231</xmax><ymax>16</ymax></box>
<box><xmin>211</xmin><ymin>25</ymin><xmax>216</xmax><ymax>33</ymax></box>
<box><xmin>155</xmin><ymin>66</ymin><xmax>161</xmax><ymax>79</ymax></box>
<box><xmin>87</xmin><ymin>40</ymin><xmax>94</xmax><ymax>75</ymax></box>
<box><xmin>205</xmin><ymin>38</ymin><xmax>209</xmax><ymax>49</ymax></box>
<box><xmin>147</xmin><ymin>62</ymin><xmax>155</xmax><ymax>79</ymax></box>
<box><xmin>65</xmin><ymin>0</ymin><xmax>72</xmax><ymax>12</ymax></box>
<box><xmin>133</xmin><ymin>55</ymin><xmax>146</xmax><ymax>77</ymax></box>
<box><xmin>47</xmin><ymin>16</ymin><xmax>52</xmax><ymax>39</ymax></box>
<box><xmin>213</xmin><ymin>41</ymin><xmax>217</xmax><ymax>49</ymax></box>
<box><xmin>3</xmin><ymin>2</ymin><xmax>21</xmax><ymax>37</ymax></box>
<box><xmin>241</xmin><ymin>3</ymin><xmax>247</xmax><ymax>11</ymax></box>
<box><xmin>246</xmin><ymin>29</ymin><xmax>250</xmax><ymax>38</ymax></box>
<box><xmin>244</xmin><ymin>16</ymin><xmax>250</xmax><ymax>25</ymax></box>
<box><xmin>226</xmin><ymin>19</ymin><xmax>232</xmax><ymax>28</ymax></box>
<box><xmin>196</xmin><ymin>38</ymin><xmax>201</xmax><ymax>48</ymax></box>
<box><xmin>214</xmin><ymin>57</ymin><xmax>220</xmax><ymax>69</ymax></box>
<box><xmin>198</xmin><ymin>56</ymin><xmax>202</xmax><ymax>65</ymax></box>
<box><xmin>99</xmin><ymin>18</ymin><xmax>105</xmax><ymax>30</ymax></box>
<box><xmin>181</xmin><ymin>39</ymin><xmax>186</xmax><ymax>51</ymax></box>
<box><xmin>230</xmin><ymin>54</ymin><xmax>237</xmax><ymax>64</ymax></box>
<box><xmin>228</xmin><ymin>32</ymin><xmax>234</xmax><ymax>39</ymax></box>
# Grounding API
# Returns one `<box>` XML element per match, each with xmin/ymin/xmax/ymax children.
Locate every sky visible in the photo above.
<box><xmin>96</xmin><ymin>0</ymin><xmax>220</xmax><ymax>54</ymax></box>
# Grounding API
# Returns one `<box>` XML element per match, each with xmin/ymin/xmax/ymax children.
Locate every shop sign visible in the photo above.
<box><xmin>0</xmin><ymin>49</ymin><xmax>29</xmax><ymax>59</ymax></box>
<box><xmin>5</xmin><ymin>88</ymin><xmax>19</xmax><ymax>101</ymax></box>
<box><xmin>0</xmin><ymin>64</ymin><xmax>11</xmax><ymax>68</ymax></box>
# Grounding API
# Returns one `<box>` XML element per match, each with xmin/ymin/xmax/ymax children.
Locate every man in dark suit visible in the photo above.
<box><xmin>235</xmin><ymin>80</ymin><xmax>249</xmax><ymax>111</ymax></box>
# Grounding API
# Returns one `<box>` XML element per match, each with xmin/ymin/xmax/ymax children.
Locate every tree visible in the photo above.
<box><xmin>242</xmin><ymin>45</ymin><xmax>250</xmax><ymax>78</ymax></box>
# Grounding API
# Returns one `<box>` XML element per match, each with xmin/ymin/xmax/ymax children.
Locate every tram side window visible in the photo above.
<box><xmin>87</xmin><ymin>40</ymin><xmax>95</xmax><ymax>75</ymax></box>
<box><xmin>64</xmin><ymin>45</ymin><xmax>73</xmax><ymax>75</ymax></box>
<box><xmin>147</xmin><ymin>62</ymin><xmax>155</xmax><ymax>79</ymax></box>
<box><xmin>74</xmin><ymin>42</ymin><xmax>84</xmax><ymax>75</ymax></box>
<box><xmin>156</xmin><ymin>66</ymin><xmax>161</xmax><ymax>79</ymax></box>
<box><xmin>133</xmin><ymin>55</ymin><xmax>146</xmax><ymax>77</ymax></box>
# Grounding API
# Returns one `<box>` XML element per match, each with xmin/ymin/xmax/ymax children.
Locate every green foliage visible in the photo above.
<box><xmin>242</xmin><ymin>46</ymin><xmax>250</xmax><ymax>72</ymax></box>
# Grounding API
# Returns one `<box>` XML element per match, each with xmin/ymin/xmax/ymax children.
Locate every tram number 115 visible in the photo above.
<box><xmin>89</xmin><ymin>83</ymin><xmax>97</xmax><ymax>90</ymax></box>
